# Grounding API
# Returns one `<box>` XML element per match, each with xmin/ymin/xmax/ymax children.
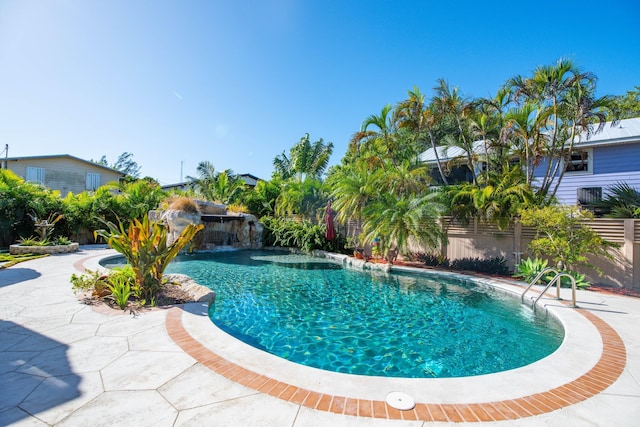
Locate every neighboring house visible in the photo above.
<box><xmin>239</xmin><ymin>173</ymin><xmax>261</xmax><ymax>188</ymax></box>
<box><xmin>544</xmin><ymin>117</ymin><xmax>640</xmax><ymax>206</ymax></box>
<box><xmin>0</xmin><ymin>154</ymin><xmax>125</xmax><ymax>195</ymax></box>
<box><xmin>419</xmin><ymin>117</ymin><xmax>640</xmax><ymax>206</ymax></box>
<box><xmin>161</xmin><ymin>173</ymin><xmax>262</xmax><ymax>192</ymax></box>
<box><xmin>419</xmin><ymin>140</ymin><xmax>484</xmax><ymax>185</ymax></box>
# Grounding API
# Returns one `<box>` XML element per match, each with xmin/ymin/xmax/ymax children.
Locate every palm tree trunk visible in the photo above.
<box><xmin>428</xmin><ymin>130</ymin><xmax>448</xmax><ymax>185</ymax></box>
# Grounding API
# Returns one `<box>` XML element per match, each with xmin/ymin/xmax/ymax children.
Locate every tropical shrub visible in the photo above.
<box><xmin>94</xmin><ymin>215</ymin><xmax>203</xmax><ymax>304</ymax></box>
<box><xmin>260</xmin><ymin>216</ymin><xmax>342</xmax><ymax>252</ymax></box>
<box><xmin>70</xmin><ymin>269</ymin><xmax>110</xmax><ymax>297</ymax></box>
<box><xmin>70</xmin><ymin>266</ymin><xmax>137</xmax><ymax>309</ymax></box>
<box><xmin>596</xmin><ymin>182</ymin><xmax>640</xmax><ymax>218</ymax></box>
<box><xmin>242</xmin><ymin>179</ymin><xmax>281</xmax><ymax>217</ymax></box>
<box><xmin>519</xmin><ymin>205</ymin><xmax>616</xmax><ymax>274</ymax></box>
<box><xmin>555</xmin><ymin>270</ymin><xmax>590</xmax><ymax>289</ymax></box>
<box><xmin>0</xmin><ymin>170</ymin><xmax>62</xmax><ymax>246</ymax></box>
<box><xmin>415</xmin><ymin>253</ymin><xmax>451</xmax><ymax>268</ymax></box>
<box><xmin>106</xmin><ymin>267</ymin><xmax>134</xmax><ymax>309</ymax></box>
<box><xmin>513</xmin><ymin>257</ymin><xmax>549</xmax><ymax>284</ymax></box>
<box><xmin>450</xmin><ymin>257</ymin><xmax>510</xmax><ymax>275</ymax></box>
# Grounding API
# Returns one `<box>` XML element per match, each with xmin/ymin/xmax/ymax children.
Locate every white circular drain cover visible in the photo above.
<box><xmin>385</xmin><ymin>391</ymin><xmax>415</xmax><ymax>410</ymax></box>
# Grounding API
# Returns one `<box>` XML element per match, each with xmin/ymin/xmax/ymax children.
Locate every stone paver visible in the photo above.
<box><xmin>0</xmin><ymin>246</ymin><xmax>639</xmax><ymax>426</ymax></box>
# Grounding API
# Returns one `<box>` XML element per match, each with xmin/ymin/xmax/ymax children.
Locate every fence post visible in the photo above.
<box><xmin>623</xmin><ymin>219</ymin><xmax>635</xmax><ymax>289</ymax></box>
<box><xmin>513</xmin><ymin>220</ymin><xmax>523</xmax><ymax>267</ymax></box>
<box><xmin>440</xmin><ymin>217</ymin><xmax>448</xmax><ymax>259</ymax></box>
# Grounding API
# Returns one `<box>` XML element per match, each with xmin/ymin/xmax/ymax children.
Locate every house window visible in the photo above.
<box><xmin>577</xmin><ymin>187</ymin><xmax>602</xmax><ymax>206</ymax></box>
<box><xmin>26</xmin><ymin>167</ymin><xmax>45</xmax><ymax>184</ymax></box>
<box><xmin>564</xmin><ymin>149</ymin><xmax>592</xmax><ymax>174</ymax></box>
<box><xmin>86</xmin><ymin>172</ymin><xmax>101</xmax><ymax>190</ymax></box>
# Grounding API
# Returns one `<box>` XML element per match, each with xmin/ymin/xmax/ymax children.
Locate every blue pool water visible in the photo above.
<box><xmin>158</xmin><ymin>250</ymin><xmax>564</xmax><ymax>378</ymax></box>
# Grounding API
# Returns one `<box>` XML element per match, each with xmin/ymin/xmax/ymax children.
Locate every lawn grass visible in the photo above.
<box><xmin>0</xmin><ymin>253</ymin><xmax>50</xmax><ymax>269</ymax></box>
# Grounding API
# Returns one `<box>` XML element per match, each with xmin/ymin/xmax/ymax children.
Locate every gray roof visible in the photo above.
<box><xmin>575</xmin><ymin>117</ymin><xmax>640</xmax><ymax>147</ymax></box>
<box><xmin>419</xmin><ymin>140</ymin><xmax>485</xmax><ymax>164</ymax></box>
<box><xmin>419</xmin><ymin>117</ymin><xmax>640</xmax><ymax>163</ymax></box>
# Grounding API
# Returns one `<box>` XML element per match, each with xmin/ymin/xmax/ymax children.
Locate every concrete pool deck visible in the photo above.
<box><xmin>0</xmin><ymin>246</ymin><xmax>639</xmax><ymax>426</ymax></box>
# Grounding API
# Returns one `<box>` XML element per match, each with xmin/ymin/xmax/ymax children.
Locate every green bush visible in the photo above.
<box><xmin>416</xmin><ymin>253</ymin><xmax>451</xmax><ymax>268</ymax></box>
<box><xmin>450</xmin><ymin>257</ymin><xmax>510</xmax><ymax>275</ymax></box>
<box><xmin>70</xmin><ymin>266</ymin><xmax>135</xmax><ymax>310</ymax></box>
<box><xmin>260</xmin><ymin>215</ymin><xmax>345</xmax><ymax>252</ymax></box>
<box><xmin>0</xmin><ymin>170</ymin><xmax>63</xmax><ymax>247</ymax></box>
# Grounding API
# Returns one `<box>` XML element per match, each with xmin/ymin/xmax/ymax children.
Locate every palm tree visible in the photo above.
<box><xmin>187</xmin><ymin>161</ymin><xmax>217</xmax><ymax>201</ymax></box>
<box><xmin>328</xmin><ymin>163</ymin><xmax>381</xmax><ymax>224</ymax></box>
<box><xmin>432</xmin><ymin>79</ymin><xmax>478</xmax><ymax>184</ymax></box>
<box><xmin>396</xmin><ymin>87</ymin><xmax>449</xmax><ymax>184</ymax></box>
<box><xmin>506</xmin><ymin>58</ymin><xmax>584</xmax><ymax>199</ymax></box>
<box><xmin>273</xmin><ymin>133</ymin><xmax>334</xmax><ymax>181</ymax></box>
<box><xmin>361</xmin><ymin>190</ymin><xmax>445</xmax><ymax>256</ymax></box>
<box><xmin>549</xmin><ymin>74</ymin><xmax>612</xmax><ymax>199</ymax></box>
<box><xmin>352</xmin><ymin>104</ymin><xmax>400</xmax><ymax>168</ymax></box>
<box><xmin>187</xmin><ymin>162</ymin><xmax>245</xmax><ymax>204</ymax></box>
<box><xmin>211</xmin><ymin>170</ymin><xmax>246</xmax><ymax>205</ymax></box>
<box><xmin>504</xmin><ymin>101</ymin><xmax>545</xmax><ymax>184</ymax></box>
<box><xmin>448</xmin><ymin>165</ymin><xmax>534</xmax><ymax>230</ymax></box>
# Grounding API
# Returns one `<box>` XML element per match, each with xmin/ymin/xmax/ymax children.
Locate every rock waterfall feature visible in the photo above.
<box><xmin>149</xmin><ymin>200</ymin><xmax>263</xmax><ymax>251</ymax></box>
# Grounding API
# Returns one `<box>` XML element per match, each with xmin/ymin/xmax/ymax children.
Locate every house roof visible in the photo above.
<box><xmin>240</xmin><ymin>173</ymin><xmax>262</xmax><ymax>181</ymax></box>
<box><xmin>419</xmin><ymin>117</ymin><xmax>640</xmax><ymax>163</ymax></box>
<box><xmin>161</xmin><ymin>173</ymin><xmax>262</xmax><ymax>191</ymax></box>
<box><xmin>2</xmin><ymin>154</ymin><xmax>126</xmax><ymax>175</ymax></box>
<box><xmin>419</xmin><ymin>140</ymin><xmax>485</xmax><ymax>164</ymax></box>
<box><xmin>574</xmin><ymin>117</ymin><xmax>640</xmax><ymax>147</ymax></box>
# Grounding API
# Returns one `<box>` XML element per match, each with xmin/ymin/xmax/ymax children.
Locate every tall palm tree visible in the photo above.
<box><xmin>396</xmin><ymin>87</ymin><xmax>449</xmax><ymax>184</ymax></box>
<box><xmin>432</xmin><ymin>79</ymin><xmax>478</xmax><ymax>184</ymax></box>
<box><xmin>506</xmin><ymin>58</ymin><xmax>584</xmax><ymax>199</ymax></box>
<box><xmin>548</xmin><ymin>75</ymin><xmax>612</xmax><ymax>198</ymax></box>
<box><xmin>504</xmin><ymin>101</ymin><xmax>546</xmax><ymax>184</ymax></box>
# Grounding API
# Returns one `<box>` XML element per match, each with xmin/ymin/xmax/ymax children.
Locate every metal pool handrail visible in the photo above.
<box><xmin>521</xmin><ymin>267</ymin><xmax>578</xmax><ymax>312</ymax></box>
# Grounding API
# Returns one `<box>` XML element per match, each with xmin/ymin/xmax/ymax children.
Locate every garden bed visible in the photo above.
<box><xmin>9</xmin><ymin>242</ymin><xmax>79</xmax><ymax>255</ymax></box>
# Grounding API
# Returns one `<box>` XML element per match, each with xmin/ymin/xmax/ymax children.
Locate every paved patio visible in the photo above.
<box><xmin>1</xmin><ymin>246</ymin><xmax>639</xmax><ymax>426</ymax></box>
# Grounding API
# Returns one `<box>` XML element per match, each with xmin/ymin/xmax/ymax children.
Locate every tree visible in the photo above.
<box><xmin>519</xmin><ymin>205</ymin><xmax>615</xmax><ymax>273</ymax></box>
<box><xmin>610</xmin><ymin>86</ymin><xmax>640</xmax><ymax>119</ymax></box>
<box><xmin>273</xmin><ymin>133</ymin><xmax>334</xmax><ymax>181</ymax></box>
<box><xmin>186</xmin><ymin>162</ymin><xmax>245</xmax><ymax>204</ymax></box>
<box><xmin>113</xmin><ymin>152</ymin><xmax>142</xmax><ymax>177</ymax></box>
<box><xmin>396</xmin><ymin>87</ymin><xmax>449</xmax><ymax>184</ymax></box>
<box><xmin>506</xmin><ymin>58</ymin><xmax>611</xmax><ymax>200</ymax></box>
<box><xmin>350</xmin><ymin>104</ymin><xmax>401</xmax><ymax>168</ymax></box>
<box><xmin>446</xmin><ymin>165</ymin><xmax>534</xmax><ymax>230</ymax></box>
<box><xmin>327</xmin><ymin>163</ymin><xmax>380</xmax><ymax>224</ymax></box>
<box><xmin>431</xmin><ymin>79</ymin><xmax>478</xmax><ymax>184</ymax></box>
<box><xmin>186</xmin><ymin>161</ymin><xmax>217</xmax><ymax>201</ymax></box>
<box><xmin>361</xmin><ymin>191</ymin><xmax>445</xmax><ymax>258</ymax></box>
<box><xmin>504</xmin><ymin>101</ymin><xmax>545</xmax><ymax>185</ymax></box>
<box><xmin>94</xmin><ymin>152</ymin><xmax>141</xmax><ymax>177</ymax></box>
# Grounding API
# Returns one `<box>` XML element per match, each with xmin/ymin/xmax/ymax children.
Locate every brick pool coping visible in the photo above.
<box><xmin>165</xmin><ymin>303</ymin><xmax>626</xmax><ymax>422</ymax></box>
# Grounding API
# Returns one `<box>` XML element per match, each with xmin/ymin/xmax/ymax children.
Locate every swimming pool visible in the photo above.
<box><xmin>162</xmin><ymin>250</ymin><xmax>564</xmax><ymax>378</ymax></box>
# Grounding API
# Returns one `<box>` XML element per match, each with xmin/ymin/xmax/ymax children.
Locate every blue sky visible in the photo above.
<box><xmin>1</xmin><ymin>0</ymin><xmax>638</xmax><ymax>185</ymax></box>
